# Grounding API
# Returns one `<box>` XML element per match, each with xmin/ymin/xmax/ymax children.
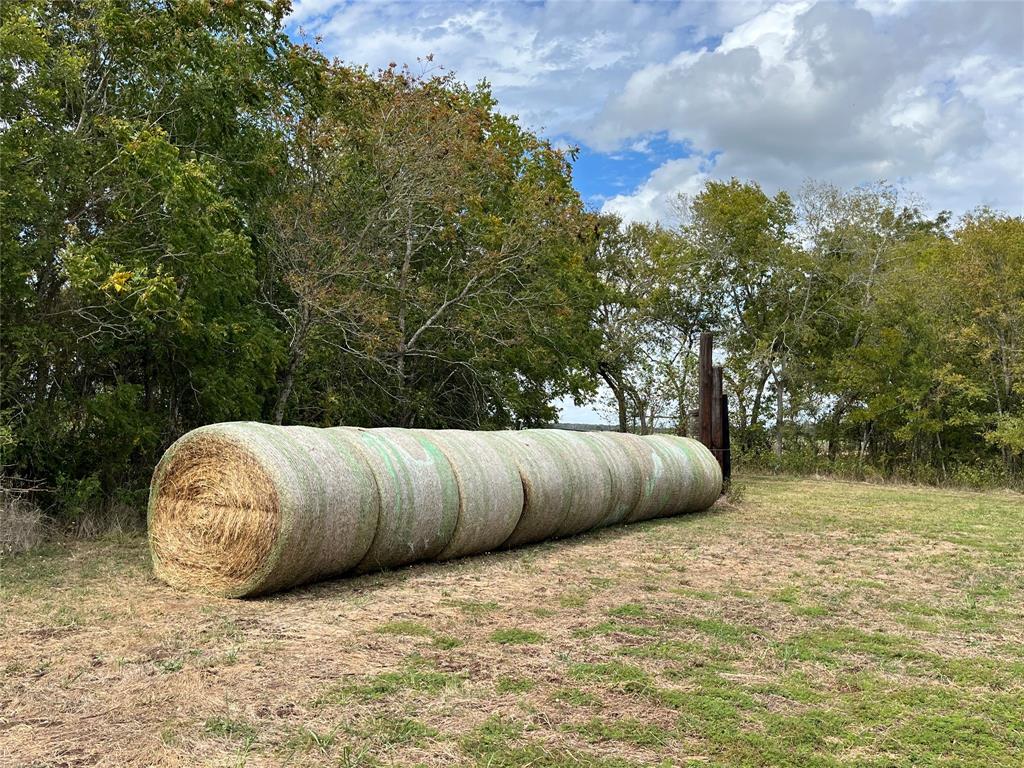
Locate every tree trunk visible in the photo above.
<box><xmin>748</xmin><ymin>364</ymin><xmax>772</xmax><ymax>430</ymax></box>
<box><xmin>677</xmin><ymin>389</ymin><xmax>688</xmax><ymax>436</ymax></box>
<box><xmin>273</xmin><ymin>306</ymin><xmax>311</xmax><ymax>425</ymax></box>
<box><xmin>616</xmin><ymin>391</ymin><xmax>628</xmax><ymax>433</ymax></box>
<box><xmin>272</xmin><ymin>355</ymin><xmax>299</xmax><ymax>426</ymax></box>
<box><xmin>826</xmin><ymin>401</ymin><xmax>846</xmax><ymax>461</ymax></box>
<box><xmin>395</xmin><ymin>207</ymin><xmax>415</xmax><ymax>425</ymax></box>
<box><xmin>599</xmin><ymin>365</ymin><xmax>629</xmax><ymax>432</ymax></box>
<box><xmin>773</xmin><ymin>363</ymin><xmax>784</xmax><ymax>460</ymax></box>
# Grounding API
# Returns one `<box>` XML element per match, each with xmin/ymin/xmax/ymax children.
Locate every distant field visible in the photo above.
<box><xmin>1</xmin><ymin>477</ymin><xmax>1021</xmax><ymax>767</ymax></box>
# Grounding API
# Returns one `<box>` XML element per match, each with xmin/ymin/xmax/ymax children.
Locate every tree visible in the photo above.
<box><xmin>679</xmin><ymin>179</ymin><xmax>799</xmax><ymax>452</ymax></box>
<box><xmin>940</xmin><ymin>213</ymin><xmax>1024</xmax><ymax>474</ymax></box>
<box><xmin>263</xmin><ymin>65</ymin><xmax>599</xmax><ymax>429</ymax></box>
<box><xmin>0</xmin><ymin>0</ymin><xmax>306</xmax><ymax>502</ymax></box>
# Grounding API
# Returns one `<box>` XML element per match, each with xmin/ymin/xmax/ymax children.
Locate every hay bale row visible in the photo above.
<box><xmin>148</xmin><ymin>424</ymin><xmax>722</xmax><ymax>597</ymax></box>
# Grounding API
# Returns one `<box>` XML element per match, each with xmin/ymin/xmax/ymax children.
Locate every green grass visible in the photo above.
<box><xmin>282</xmin><ymin>724</ymin><xmax>338</xmax><ymax>754</ymax></box>
<box><xmin>462</xmin><ymin>716</ymin><xmax>642</xmax><ymax>768</ymax></box>
<box><xmin>564</xmin><ymin>716</ymin><xmax>673</xmax><ymax>748</ymax></box>
<box><xmin>495</xmin><ymin>676</ymin><xmax>536</xmax><ymax>694</ymax></box>
<box><xmin>449</xmin><ymin>599</ymin><xmax>501</xmax><ymax>617</ymax></box>
<box><xmin>204</xmin><ymin>716</ymin><xmax>257</xmax><ymax>743</ymax></box>
<box><xmin>314</xmin><ymin>657</ymin><xmax>465</xmax><ymax>705</ymax></box>
<box><xmin>374</xmin><ymin>620</ymin><xmax>433</xmax><ymax>637</ymax></box>
<box><xmin>607</xmin><ymin>602</ymin><xmax>648</xmax><ymax>618</ymax></box>
<box><xmin>551</xmin><ymin>687</ymin><xmax>602</xmax><ymax>707</ymax></box>
<box><xmin>671</xmin><ymin>616</ymin><xmax>754</xmax><ymax>645</ymax></box>
<box><xmin>489</xmin><ymin>628</ymin><xmax>545</xmax><ymax>645</ymax></box>
<box><xmin>349</xmin><ymin>715</ymin><xmax>437</xmax><ymax>747</ymax></box>
<box><xmin>568</xmin><ymin>661</ymin><xmax>654</xmax><ymax>693</ymax></box>
<box><xmin>431</xmin><ymin>634</ymin><xmax>463</xmax><ymax>649</ymax></box>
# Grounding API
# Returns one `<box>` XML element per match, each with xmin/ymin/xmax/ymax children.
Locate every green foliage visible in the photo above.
<box><xmin>589</xmin><ymin>215</ymin><xmax>710</xmax><ymax>433</ymax></box>
<box><xmin>1</xmin><ymin>0</ymin><xmax>302</xmax><ymax>508</ymax></box>
<box><xmin>629</xmin><ymin>179</ymin><xmax>1023</xmax><ymax>485</ymax></box>
<box><xmin>1</xmin><ymin>1</ymin><xmax>596</xmax><ymax>517</ymax></box>
<box><xmin>2</xmin><ymin>2</ymin><xmax>1019</xmax><ymax>518</ymax></box>
<box><xmin>263</xmin><ymin>64</ymin><xmax>599</xmax><ymax>429</ymax></box>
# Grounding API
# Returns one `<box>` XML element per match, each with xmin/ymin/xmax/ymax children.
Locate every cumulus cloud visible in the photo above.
<box><xmin>290</xmin><ymin>0</ymin><xmax>1024</xmax><ymax>222</ymax></box>
<box><xmin>287</xmin><ymin>1</ymin><xmax>722</xmax><ymax>136</ymax></box>
<box><xmin>601</xmin><ymin>155</ymin><xmax>710</xmax><ymax>224</ymax></box>
<box><xmin>592</xmin><ymin>0</ymin><xmax>1023</xmax><ymax>219</ymax></box>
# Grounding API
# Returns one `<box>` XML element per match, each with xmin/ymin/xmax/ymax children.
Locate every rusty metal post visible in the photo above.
<box><xmin>698</xmin><ymin>332</ymin><xmax>713</xmax><ymax>449</ymax></box>
<box><xmin>711</xmin><ymin>365</ymin><xmax>724</xmax><ymax>470</ymax></box>
<box><xmin>720</xmin><ymin>392</ymin><xmax>732</xmax><ymax>482</ymax></box>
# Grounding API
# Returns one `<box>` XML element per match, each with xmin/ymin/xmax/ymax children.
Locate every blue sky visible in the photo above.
<box><xmin>567</xmin><ymin>133</ymin><xmax>697</xmax><ymax>210</ymax></box>
<box><xmin>285</xmin><ymin>0</ymin><xmax>1024</xmax><ymax>422</ymax></box>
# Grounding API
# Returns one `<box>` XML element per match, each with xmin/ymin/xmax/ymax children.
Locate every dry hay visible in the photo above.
<box><xmin>486</xmin><ymin>430</ymin><xmax>576</xmax><ymax>547</ymax></box>
<box><xmin>521</xmin><ymin>429</ymin><xmax>613</xmax><ymax>538</ymax></box>
<box><xmin>644</xmin><ymin>434</ymin><xmax>723</xmax><ymax>515</ymax></box>
<box><xmin>148</xmin><ymin>425</ymin><xmax>723</xmax><ymax>597</ymax></box>
<box><xmin>343</xmin><ymin>427</ymin><xmax>459</xmax><ymax>574</ymax></box>
<box><xmin>622</xmin><ymin>434</ymin><xmax>722</xmax><ymax>522</ymax></box>
<box><xmin>578</xmin><ymin>432</ymin><xmax>643</xmax><ymax>528</ymax></box>
<box><xmin>149</xmin><ymin>423</ymin><xmax>380</xmax><ymax>597</ymax></box>
<box><xmin>149</xmin><ymin>430</ymin><xmax>281</xmax><ymax>597</ymax></box>
<box><xmin>418</xmin><ymin>430</ymin><xmax>524</xmax><ymax>560</ymax></box>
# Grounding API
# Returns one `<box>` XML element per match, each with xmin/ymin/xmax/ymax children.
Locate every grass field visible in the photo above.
<box><xmin>1</xmin><ymin>477</ymin><xmax>1021</xmax><ymax>767</ymax></box>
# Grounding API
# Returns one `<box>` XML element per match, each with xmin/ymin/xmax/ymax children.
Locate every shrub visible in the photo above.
<box><xmin>0</xmin><ymin>489</ymin><xmax>46</xmax><ymax>555</ymax></box>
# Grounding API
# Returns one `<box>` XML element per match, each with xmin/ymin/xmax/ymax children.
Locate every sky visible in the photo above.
<box><xmin>285</xmin><ymin>0</ymin><xmax>1024</xmax><ymax>423</ymax></box>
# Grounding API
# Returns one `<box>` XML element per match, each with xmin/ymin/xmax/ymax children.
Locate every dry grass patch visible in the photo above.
<box><xmin>1</xmin><ymin>477</ymin><xmax>1022</xmax><ymax>766</ymax></box>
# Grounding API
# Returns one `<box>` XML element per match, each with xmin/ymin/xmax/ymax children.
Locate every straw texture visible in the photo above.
<box><xmin>579</xmin><ymin>432</ymin><xmax>643</xmax><ymax>528</ymax></box>
<box><xmin>148</xmin><ymin>422</ymin><xmax>379</xmax><ymax>597</ymax></box>
<box><xmin>635</xmin><ymin>435</ymin><xmax>723</xmax><ymax>520</ymax></box>
<box><xmin>419</xmin><ymin>430</ymin><xmax>524</xmax><ymax>560</ymax></box>
<box><xmin>524</xmin><ymin>429</ymin><xmax>611</xmax><ymax>537</ymax></box>
<box><xmin>148</xmin><ymin>424</ymin><xmax>722</xmax><ymax>597</ymax></box>
<box><xmin>485</xmin><ymin>431</ymin><xmax>575</xmax><ymax>547</ymax></box>
<box><xmin>345</xmin><ymin>428</ymin><xmax>459</xmax><ymax>573</ymax></box>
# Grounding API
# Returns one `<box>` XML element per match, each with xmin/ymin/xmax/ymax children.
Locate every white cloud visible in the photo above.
<box><xmin>602</xmin><ymin>155</ymin><xmax>710</xmax><ymax>224</ymax></box>
<box><xmin>291</xmin><ymin>1</ymin><xmax>1024</xmax><ymax>222</ymax></box>
<box><xmin>287</xmin><ymin>1</ymin><xmax>736</xmax><ymax>137</ymax></box>
<box><xmin>593</xmin><ymin>0</ymin><xmax>1024</xmax><ymax>220</ymax></box>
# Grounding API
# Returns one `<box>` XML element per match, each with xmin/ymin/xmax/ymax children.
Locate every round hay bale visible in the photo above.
<box><xmin>486</xmin><ymin>430</ymin><xmax>575</xmax><ymax>547</ymax></box>
<box><xmin>601</xmin><ymin>432</ymin><xmax>663</xmax><ymax>522</ymax></box>
<box><xmin>519</xmin><ymin>429</ymin><xmax>611</xmax><ymax>537</ymax></box>
<box><xmin>582</xmin><ymin>432</ymin><xmax>644</xmax><ymax>527</ymax></box>
<box><xmin>640</xmin><ymin>435</ymin><xmax>722</xmax><ymax>517</ymax></box>
<box><xmin>148</xmin><ymin>422</ymin><xmax>379</xmax><ymax>597</ymax></box>
<box><xmin>345</xmin><ymin>427</ymin><xmax>460</xmax><ymax>573</ymax></box>
<box><xmin>678</xmin><ymin>435</ymin><xmax>725</xmax><ymax>510</ymax></box>
<box><xmin>417</xmin><ymin>430</ymin><xmax>524</xmax><ymax>560</ymax></box>
<box><xmin>606</xmin><ymin>432</ymin><xmax>690</xmax><ymax>523</ymax></box>
<box><xmin>148</xmin><ymin>423</ymin><xmax>722</xmax><ymax>597</ymax></box>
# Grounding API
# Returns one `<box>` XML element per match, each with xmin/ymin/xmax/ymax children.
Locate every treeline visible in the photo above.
<box><xmin>592</xmin><ymin>182</ymin><xmax>1023</xmax><ymax>487</ymax></box>
<box><xmin>2</xmin><ymin>0</ymin><xmax>598</xmax><ymax>515</ymax></box>
<box><xmin>1</xmin><ymin>1</ymin><xmax>1020</xmax><ymax>519</ymax></box>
